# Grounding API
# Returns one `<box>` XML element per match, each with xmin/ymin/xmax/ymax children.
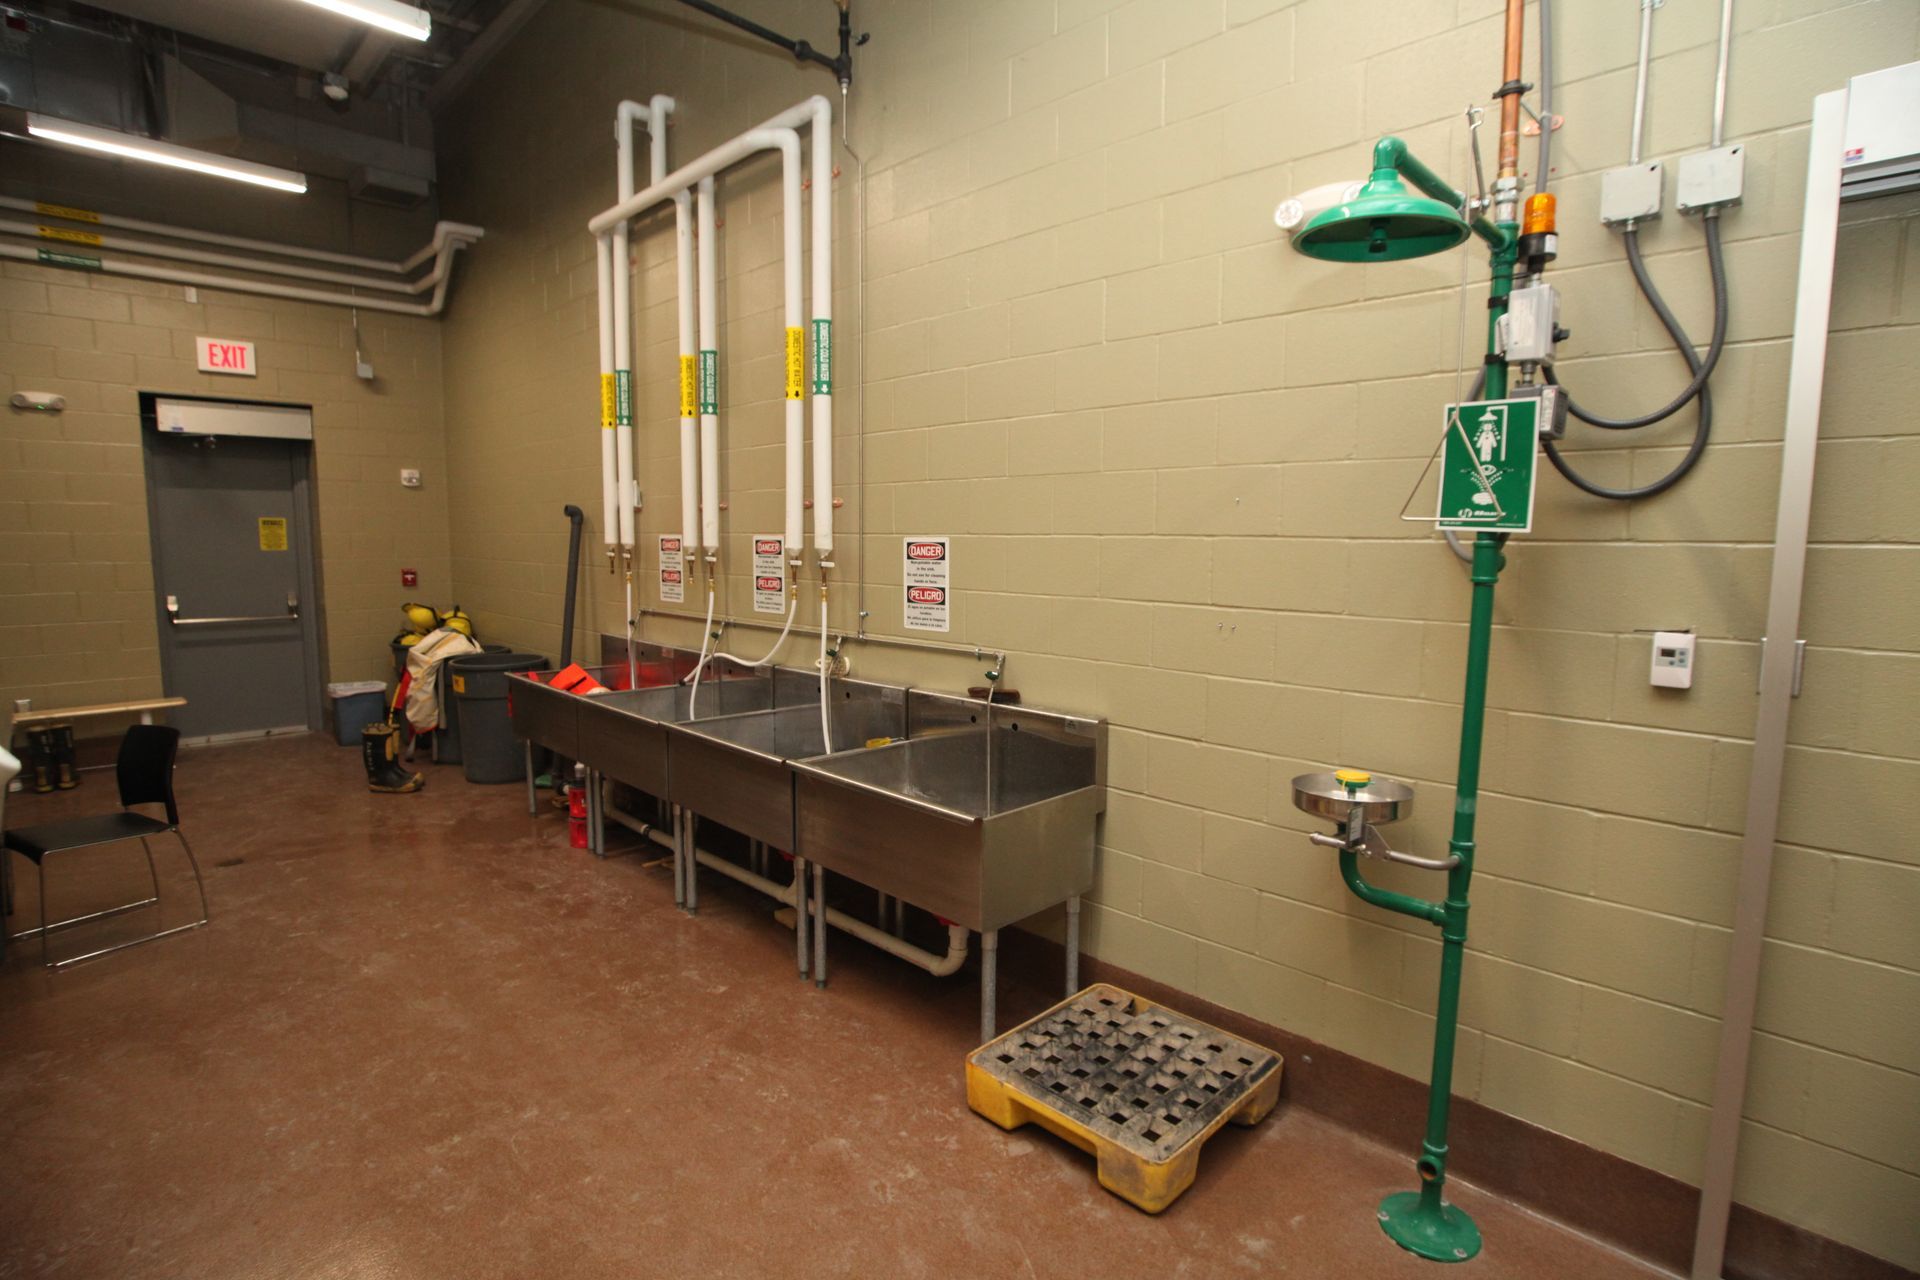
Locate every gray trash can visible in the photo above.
<box><xmin>450</xmin><ymin>652</ymin><xmax>549</xmax><ymax>784</ymax></box>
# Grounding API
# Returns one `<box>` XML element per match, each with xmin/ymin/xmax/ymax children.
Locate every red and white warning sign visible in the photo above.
<box><xmin>753</xmin><ymin>535</ymin><xmax>786</xmax><ymax>615</ymax></box>
<box><xmin>658</xmin><ymin>535</ymin><xmax>685</xmax><ymax>604</ymax></box>
<box><xmin>903</xmin><ymin>535</ymin><xmax>950</xmax><ymax>633</ymax></box>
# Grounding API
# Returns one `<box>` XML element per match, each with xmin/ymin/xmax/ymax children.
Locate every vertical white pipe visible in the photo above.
<box><xmin>697</xmin><ymin>177</ymin><xmax>721</xmax><ymax>554</ymax></box>
<box><xmin>613</xmin><ymin>101</ymin><xmax>643</xmax><ymax>555</ymax></box>
<box><xmin>779</xmin><ymin>133</ymin><xmax>805</xmax><ymax>564</ymax></box>
<box><xmin>808</xmin><ymin>99</ymin><xmax>834</xmax><ymax>558</ymax></box>
<box><xmin>595</xmin><ymin>234</ymin><xmax>617</xmax><ymax>558</ymax></box>
<box><xmin>677</xmin><ymin>189</ymin><xmax>698</xmax><ymax>555</ymax></box>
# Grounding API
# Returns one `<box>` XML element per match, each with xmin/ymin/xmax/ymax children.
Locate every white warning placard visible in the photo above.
<box><xmin>658</xmin><ymin>536</ymin><xmax>685</xmax><ymax>604</ymax></box>
<box><xmin>903</xmin><ymin>536</ymin><xmax>950</xmax><ymax>633</ymax></box>
<box><xmin>753</xmin><ymin>535</ymin><xmax>786</xmax><ymax>615</ymax></box>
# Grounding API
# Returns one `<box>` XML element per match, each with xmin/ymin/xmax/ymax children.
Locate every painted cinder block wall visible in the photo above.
<box><xmin>439</xmin><ymin>0</ymin><xmax>1920</xmax><ymax>1267</ymax></box>
<box><xmin>0</xmin><ymin>151</ymin><xmax>454</xmax><ymax>706</ymax></box>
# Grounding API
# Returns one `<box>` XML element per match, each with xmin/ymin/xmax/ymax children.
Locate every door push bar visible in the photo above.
<box><xmin>166</xmin><ymin>593</ymin><xmax>299</xmax><ymax>626</ymax></box>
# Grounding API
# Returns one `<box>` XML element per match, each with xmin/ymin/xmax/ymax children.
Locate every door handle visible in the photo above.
<box><xmin>166</xmin><ymin>593</ymin><xmax>299</xmax><ymax>626</ymax></box>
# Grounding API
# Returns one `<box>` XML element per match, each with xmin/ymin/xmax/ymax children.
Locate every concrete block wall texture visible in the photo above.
<box><xmin>0</xmin><ymin>151</ymin><xmax>453</xmax><ymax>705</ymax></box>
<box><xmin>471</xmin><ymin>0</ymin><xmax>1916</xmax><ymax>1268</ymax></box>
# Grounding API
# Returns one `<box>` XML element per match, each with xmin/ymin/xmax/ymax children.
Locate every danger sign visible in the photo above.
<box><xmin>753</xmin><ymin>535</ymin><xmax>786</xmax><ymax>615</ymax></box>
<box><xmin>903</xmin><ymin>535</ymin><xmax>950</xmax><ymax>633</ymax></box>
<box><xmin>658</xmin><ymin>536</ymin><xmax>685</xmax><ymax>604</ymax></box>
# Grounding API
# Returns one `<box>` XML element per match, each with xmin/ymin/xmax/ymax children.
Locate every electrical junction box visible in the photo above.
<box><xmin>1677</xmin><ymin>145</ymin><xmax>1745</xmax><ymax>214</ymax></box>
<box><xmin>1651</xmin><ymin>631</ymin><xmax>1695</xmax><ymax>689</ymax></box>
<box><xmin>1511</xmin><ymin>382</ymin><xmax>1568</xmax><ymax>440</ymax></box>
<box><xmin>1600</xmin><ymin>161</ymin><xmax>1664</xmax><ymax>224</ymax></box>
<box><xmin>1842</xmin><ymin>60</ymin><xmax>1920</xmax><ymax>201</ymax></box>
<box><xmin>1498</xmin><ymin>283</ymin><xmax>1558</xmax><ymax>364</ymax></box>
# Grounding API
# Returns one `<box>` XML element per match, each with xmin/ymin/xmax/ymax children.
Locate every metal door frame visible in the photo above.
<box><xmin>139</xmin><ymin>392</ymin><xmax>329</xmax><ymax>740</ymax></box>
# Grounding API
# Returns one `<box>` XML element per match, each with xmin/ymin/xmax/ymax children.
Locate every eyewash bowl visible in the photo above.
<box><xmin>791</xmin><ymin>702</ymin><xmax>1106</xmax><ymax>1038</ymax></box>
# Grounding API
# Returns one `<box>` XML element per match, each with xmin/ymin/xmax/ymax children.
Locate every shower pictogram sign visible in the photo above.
<box><xmin>1436</xmin><ymin>398</ymin><xmax>1539</xmax><ymax>534</ymax></box>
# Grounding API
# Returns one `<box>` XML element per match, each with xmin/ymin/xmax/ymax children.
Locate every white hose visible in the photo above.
<box><xmin>690</xmin><ymin>595</ymin><xmax>798</xmax><ymax>678</ymax></box>
<box><xmin>687</xmin><ymin>581</ymin><xmax>718</xmax><ymax>718</ymax></box>
<box><xmin>818</xmin><ymin>589</ymin><xmax>833</xmax><ymax>753</ymax></box>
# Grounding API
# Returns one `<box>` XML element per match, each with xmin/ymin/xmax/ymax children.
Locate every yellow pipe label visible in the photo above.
<box><xmin>38</xmin><ymin>225</ymin><xmax>102</xmax><ymax>246</ymax></box>
<box><xmin>599</xmin><ymin>373</ymin><xmax>616</xmax><ymax>428</ymax></box>
<box><xmin>784</xmin><ymin>326</ymin><xmax>804</xmax><ymax>400</ymax></box>
<box><xmin>35</xmin><ymin>201</ymin><xmax>99</xmax><ymax>224</ymax></box>
<box><xmin>679</xmin><ymin>354</ymin><xmax>697</xmax><ymax>419</ymax></box>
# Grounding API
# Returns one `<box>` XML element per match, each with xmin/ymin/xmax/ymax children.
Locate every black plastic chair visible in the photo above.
<box><xmin>2</xmin><ymin>725</ymin><xmax>209</xmax><ymax>970</ymax></box>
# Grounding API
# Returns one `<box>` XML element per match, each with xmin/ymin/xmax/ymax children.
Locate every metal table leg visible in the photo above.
<box><xmin>813</xmin><ymin>862</ymin><xmax>827</xmax><ymax>989</ymax></box>
<box><xmin>524</xmin><ymin>742</ymin><xmax>537</xmax><ymax>815</ymax></box>
<box><xmin>795</xmin><ymin>856</ymin><xmax>809</xmax><ymax>979</ymax></box>
<box><xmin>671</xmin><ymin>805</ymin><xmax>685</xmax><ymax>908</ymax></box>
<box><xmin>981</xmin><ymin>928</ymin><xmax>999</xmax><ymax>1044</ymax></box>
<box><xmin>588</xmin><ymin>770</ymin><xmax>603</xmax><ymax>858</ymax></box>
<box><xmin>685</xmin><ymin>813</ymin><xmax>699</xmax><ymax>915</ymax></box>
<box><xmin>1065</xmin><ymin>895</ymin><xmax>1081</xmax><ymax>995</ymax></box>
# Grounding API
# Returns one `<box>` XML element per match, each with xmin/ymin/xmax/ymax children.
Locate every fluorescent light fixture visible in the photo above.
<box><xmin>25</xmin><ymin>115</ymin><xmax>308</xmax><ymax>194</ymax></box>
<box><xmin>290</xmin><ymin>0</ymin><xmax>432</xmax><ymax>41</ymax></box>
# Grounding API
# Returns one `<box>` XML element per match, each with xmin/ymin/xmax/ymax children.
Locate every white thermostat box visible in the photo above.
<box><xmin>1651</xmin><ymin>631</ymin><xmax>1696</xmax><ymax>689</ymax></box>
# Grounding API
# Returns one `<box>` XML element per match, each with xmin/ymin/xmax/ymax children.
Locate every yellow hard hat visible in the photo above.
<box><xmin>443</xmin><ymin>614</ymin><xmax>474</xmax><ymax>638</ymax></box>
<box><xmin>398</xmin><ymin>632</ymin><xmax>423</xmax><ymax>648</ymax></box>
<box><xmin>401</xmin><ymin>602</ymin><xmax>437</xmax><ymax>634</ymax></box>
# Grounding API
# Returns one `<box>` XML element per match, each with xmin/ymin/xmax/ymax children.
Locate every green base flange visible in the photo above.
<box><xmin>1379</xmin><ymin>1190</ymin><xmax>1482</xmax><ymax>1263</ymax></box>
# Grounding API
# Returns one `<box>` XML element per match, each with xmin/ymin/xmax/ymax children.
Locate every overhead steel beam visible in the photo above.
<box><xmin>427</xmin><ymin>0</ymin><xmax>547</xmax><ymax>112</ymax></box>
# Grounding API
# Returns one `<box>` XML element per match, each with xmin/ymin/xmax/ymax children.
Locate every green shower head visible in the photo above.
<box><xmin>1292</xmin><ymin>168</ymin><xmax>1472</xmax><ymax>263</ymax></box>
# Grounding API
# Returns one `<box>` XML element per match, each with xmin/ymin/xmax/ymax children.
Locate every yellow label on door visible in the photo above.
<box><xmin>451</xmin><ymin>674</ymin><xmax>466</xmax><ymax>695</ymax></box>
<box><xmin>599</xmin><ymin>372</ymin><xmax>616</xmax><ymax>428</ymax></box>
<box><xmin>785</xmin><ymin>327</ymin><xmax>805</xmax><ymax>400</ymax></box>
<box><xmin>37</xmin><ymin>225</ymin><xmax>102</xmax><ymax>246</ymax></box>
<box><xmin>679</xmin><ymin>354</ymin><xmax>697</xmax><ymax>418</ymax></box>
<box><xmin>35</xmin><ymin>201</ymin><xmax>100</xmax><ymax>224</ymax></box>
<box><xmin>258</xmin><ymin>517</ymin><xmax>288</xmax><ymax>551</ymax></box>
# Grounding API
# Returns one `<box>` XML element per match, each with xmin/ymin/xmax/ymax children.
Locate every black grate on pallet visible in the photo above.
<box><xmin>971</xmin><ymin>985</ymin><xmax>1282</xmax><ymax>1164</ymax></box>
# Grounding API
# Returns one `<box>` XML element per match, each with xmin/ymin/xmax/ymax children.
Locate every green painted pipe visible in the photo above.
<box><xmin>1370</xmin><ymin>136</ymin><xmax>1513</xmax><ymax>251</ymax></box>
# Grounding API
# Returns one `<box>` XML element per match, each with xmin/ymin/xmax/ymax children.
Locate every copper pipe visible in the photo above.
<box><xmin>1497</xmin><ymin>0</ymin><xmax>1526</xmax><ymax>182</ymax></box>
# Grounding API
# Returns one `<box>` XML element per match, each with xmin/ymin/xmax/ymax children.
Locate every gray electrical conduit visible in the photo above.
<box><xmin>601</xmin><ymin>795</ymin><xmax>967</xmax><ymax>975</ymax></box>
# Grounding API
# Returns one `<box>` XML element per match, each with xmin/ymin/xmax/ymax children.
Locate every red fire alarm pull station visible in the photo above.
<box><xmin>401</xmin><ymin>569</ymin><xmax>418</xmax><ymax>588</ymax></box>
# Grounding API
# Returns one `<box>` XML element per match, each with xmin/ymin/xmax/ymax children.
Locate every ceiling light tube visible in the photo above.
<box><xmin>289</xmin><ymin>0</ymin><xmax>432</xmax><ymax>41</ymax></box>
<box><xmin>25</xmin><ymin>115</ymin><xmax>308</xmax><ymax>194</ymax></box>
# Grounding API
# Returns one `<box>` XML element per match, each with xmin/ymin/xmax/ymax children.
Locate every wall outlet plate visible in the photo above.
<box><xmin>1600</xmin><ymin>161</ymin><xmax>1664</xmax><ymax>224</ymax></box>
<box><xmin>1677</xmin><ymin>145</ymin><xmax>1745</xmax><ymax>213</ymax></box>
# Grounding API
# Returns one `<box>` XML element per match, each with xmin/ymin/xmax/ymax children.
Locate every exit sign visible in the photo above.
<box><xmin>195</xmin><ymin>337</ymin><xmax>257</xmax><ymax>377</ymax></box>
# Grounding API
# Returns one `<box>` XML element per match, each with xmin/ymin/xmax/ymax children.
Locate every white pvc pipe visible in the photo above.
<box><xmin>818</xmin><ymin>588</ymin><xmax>833</xmax><ymax>753</ymax></box>
<box><xmin>781</xmin><ymin>131</ymin><xmax>806</xmax><ymax>562</ymax></box>
<box><xmin>588</xmin><ymin>97</ymin><xmax>830</xmax><ymax>235</ymax></box>
<box><xmin>595</xmin><ymin>234</ymin><xmax>618</xmax><ymax>555</ymax></box>
<box><xmin>807</xmin><ymin>99</ymin><xmax>834</xmax><ymax>558</ymax></box>
<box><xmin>0</xmin><ymin>241</ymin><xmax>465</xmax><ymax>316</ymax></box>
<box><xmin>0</xmin><ymin>219</ymin><xmax>437</xmax><ymax>293</ymax></box>
<box><xmin>0</xmin><ymin>195</ymin><xmax>483</xmax><ymax>274</ymax></box>
<box><xmin>696</xmin><ymin>176</ymin><xmax>721</xmax><ymax>555</ymax></box>
<box><xmin>613</xmin><ymin>100</ymin><xmax>646</xmax><ymax>555</ymax></box>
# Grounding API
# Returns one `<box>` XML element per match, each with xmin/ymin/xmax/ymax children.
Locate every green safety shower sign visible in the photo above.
<box><xmin>1435</xmin><ymin>397</ymin><xmax>1539</xmax><ymax>534</ymax></box>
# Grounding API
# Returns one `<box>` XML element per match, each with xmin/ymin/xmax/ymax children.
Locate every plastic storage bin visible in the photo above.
<box><xmin>328</xmin><ymin>681</ymin><xmax>390</xmax><ymax>746</ymax></box>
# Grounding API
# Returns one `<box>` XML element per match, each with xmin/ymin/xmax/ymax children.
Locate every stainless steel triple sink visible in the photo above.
<box><xmin>509</xmin><ymin>657</ymin><xmax>1106</xmax><ymax>1040</ymax></box>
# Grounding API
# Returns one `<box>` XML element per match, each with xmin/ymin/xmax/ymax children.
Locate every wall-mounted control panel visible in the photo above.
<box><xmin>1651</xmin><ymin>631</ymin><xmax>1695</xmax><ymax>689</ymax></box>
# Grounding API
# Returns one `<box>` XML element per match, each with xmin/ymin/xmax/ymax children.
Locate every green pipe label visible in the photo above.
<box><xmin>614</xmin><ymin>369</ymin><xmax>632</xmax><ymax>427</ymax></box>
<box><xmin>37</xmin><ymin>248</ymin><xmax>102</xmax><ymax>272</ymax></box>
<box><xmin>698</xmin><ymin>349</ymin><xmax>717</xmax><ymax>415</ymax></box>
<box><xmin>810</xmin><ymin>318</ymin><xmax>831</xmax><ymax>395</ymax></box>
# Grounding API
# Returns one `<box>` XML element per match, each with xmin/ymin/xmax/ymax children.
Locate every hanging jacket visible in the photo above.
<box><xmin>404</xmin><ymin>628</ymin><xmax>482</xmax><ymax>734</ymax></box>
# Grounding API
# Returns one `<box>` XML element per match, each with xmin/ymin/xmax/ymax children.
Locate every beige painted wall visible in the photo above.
<box><xmin>0</xmin><ymin>152</ymin><xmax>454</xmax><ymax>713</ymax></box>
<box><xmin>444</xmin><ymin>0</ymin><xmax>1920</xmax><ymax>1266</ymax></box>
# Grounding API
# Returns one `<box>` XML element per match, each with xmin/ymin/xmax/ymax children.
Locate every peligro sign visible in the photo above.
<box><xmin>903</xmin><ymin>535</ymin><xmax>950</xmax><ymax>633</ymax></box>
<box><xmin>195</xmin><ymin>337</ymin><xmax>257</xmax><ymax>377</ymax></box>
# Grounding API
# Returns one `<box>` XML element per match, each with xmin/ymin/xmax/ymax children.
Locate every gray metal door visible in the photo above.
<box><xmin>144</xmin><ymin>428</ymin><xmax>323</xmax><ymax>740</ymax></box>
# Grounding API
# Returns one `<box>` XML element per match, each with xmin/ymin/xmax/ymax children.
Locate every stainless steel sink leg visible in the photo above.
<box><xmin>813</xmin><ymin>862</ymin><xmax>827</xmax><ymax>989</ymax></box>
<box><xmin>685</xmin><ymin>813</ymin><xmax>699</xmax><ymax>915</ymax></box>
<box><xmin>981</xmin><ymin>928</ymin><xmax>999</xmax><ymax>1043</ymax></box>
<box><xmin>588</xmin><ymin>770</ymin><xmax>603</xmax><ymax>858</ymax></box>
<box><xmin>795</xmin><ymin>856</ymin><xmax>809</xmax><ymax>979</ymax></box>
<box><xmin>671</xmin><ymin>806</ymin><xmax>685</xmax><ymax>907</ymax></box>
<box><xmin>1065</xmin><ymin>895</ymin><xmax>1081</xmax><ymax>995</ymax></box>
<box><xmin>524</xmin><ymin>742</ymin><xmax>536</xmax><ymax>815</ymax></box>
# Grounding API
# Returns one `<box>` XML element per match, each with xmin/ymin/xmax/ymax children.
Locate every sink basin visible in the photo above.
<box><xmin>792</xmin><ymin>704</ymin><xmax>1106</xmax><ymax>932</ymax></box>
<box><xmin>573</xmin><ymin>665</ymin><xmax>816</xmax><ymax>799</ymax></box>
<box><xmin>508</xmin><ymin>646</ymin><xmax>697</xmax><ymax>759</ymax></box>
<box><xmin>667</xmin><ymin>678</ymin><xmax>907</xmax><ymax>850</ymax></box>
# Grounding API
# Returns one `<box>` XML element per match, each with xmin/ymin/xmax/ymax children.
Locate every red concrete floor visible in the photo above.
<box><xmin>0</xmin><ymin>735</ymin><xmax>1666</xmax><ymax>1279</ymax></box>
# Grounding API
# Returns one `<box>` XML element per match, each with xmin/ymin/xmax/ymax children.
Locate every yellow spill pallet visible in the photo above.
<box><xmin>966</xmin><ymin>983</ymin><xmax>1283</xmax><ymax>1213</ymax></box>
